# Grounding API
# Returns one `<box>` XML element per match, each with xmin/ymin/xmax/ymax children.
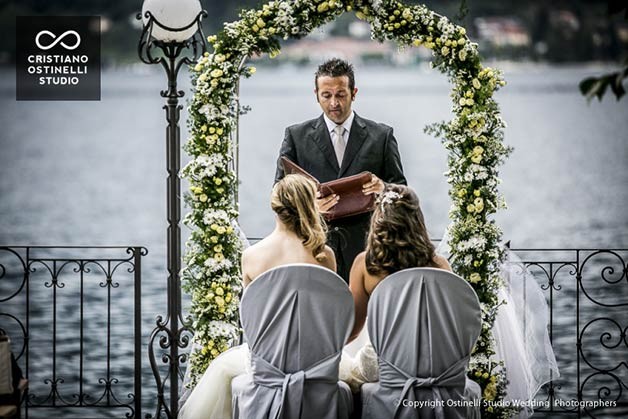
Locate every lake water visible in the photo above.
<box><xmin>0</xmin><ymin>64</ymin><xmax>627</xmax><ymax>417</ymax></box>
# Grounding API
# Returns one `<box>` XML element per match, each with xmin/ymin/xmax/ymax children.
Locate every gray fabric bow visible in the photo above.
<box><xmin>379</xmin><ymin>355</ymin><xmax>470</xmax><ymax>419</ymax></box>
<box><xmin>251</xmin><ymin>350</ymin><xmax>341</xmax><ymax>418</ymax></box>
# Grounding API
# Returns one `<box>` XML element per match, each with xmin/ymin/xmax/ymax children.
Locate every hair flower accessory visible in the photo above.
<box><xmin>379</xmin><ymin>190</ymin><xmax>402</xmax><ymax>210</ymax></box>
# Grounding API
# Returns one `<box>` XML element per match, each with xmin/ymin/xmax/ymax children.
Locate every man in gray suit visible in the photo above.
<box><xmin>275</xmin><ymin>58</ymin><xmax>407</xmax><ymax>282</ymax></box>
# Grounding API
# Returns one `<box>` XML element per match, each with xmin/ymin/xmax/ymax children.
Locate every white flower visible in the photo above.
<box><xmin>379</xmin><ymin>191</ymin><xmax>402</xmax><ymax>210</ymax></box>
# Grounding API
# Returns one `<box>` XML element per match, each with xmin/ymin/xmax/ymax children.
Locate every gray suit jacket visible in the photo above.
<box><xmin>274</xmin><ymin>113</ymin><xmax>407</xmax><ymax>282</ymax></box>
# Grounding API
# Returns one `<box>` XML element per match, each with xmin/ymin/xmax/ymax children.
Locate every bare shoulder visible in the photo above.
<box><xmin>354</xmin><ymin>251</ymin><xmax>366</xmax><ymax>265</ymax></box>
<box><xmin>432</xmin><ymin>254</ymin><xmax>452</xmax><ymax>272</ymax></box>
<box><xmin>322</xmin><ymin>245</ymin><xmax>335</xmax><ymax>261</ymax></box>
<box><xmin>351</xmin><ymin>251</ymin><xmax>367</xmax><ymax>274</ymax></box>
<box><xmin>320</xmin><ymin>245</ymin><xmax>337</xmax><ymax>271</ymax></box>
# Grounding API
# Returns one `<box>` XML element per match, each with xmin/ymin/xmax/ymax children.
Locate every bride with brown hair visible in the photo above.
<box><xmin>180</xmin><ymin>174</ymin><xmax>337</xmax><ymax>419</ymax></box>
<box><xmin>348</xmin><ymin>184</ymin><xmax>451</xmax><ymax>343</ymax></box>
<box><xmin>341</xmin><ymin>184</ymin><xmax>559</xmax><ymax>418</ymax></box>
<box><xmin>340</xmin><ymin>184</ymin><xmax>452</xmax><ymax>388</ymax></box>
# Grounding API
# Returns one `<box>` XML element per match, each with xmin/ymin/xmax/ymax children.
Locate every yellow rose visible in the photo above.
<box><xmin>226</xmin><ymin>226</ymin><xmax>234</xmax><ymax>234</ymax></box>
<box><xmin>355</xmin><ymin>11</ymin><xmax>366</xmax><ymax>20</ymax></box>
<box><xmin>199</xmin><ymin>194</ymin><xmax>208</xmax><ymax>202</ymax></box>
<box><xmin>457</xmin><ymin>38</ymin><xmax>466</xmax><ymax>45</ymax></box>
<box><xmin>473</xmin><ymin>145</ymin><xmax>484</xmax><ymax>155</ymax></box>
<box><xmin>472</xmin><ymin>78</ymin><xmax>481</xmax><ymax>89</ymax></box>
<box><xmin>458</xmin><ymin>50</ymin><xmax>467</xmax><ymax>61</ymax></box>
<box><xmin>441</xmin><ymin>46</ymin><xmax>450</xmax><ymax>56</ymax></box>
<box><xmin>252</xmin><ymin>25</ymin><xmax>259</xmax><ymax>32</ymax></box>
<box><xmin>215</xmin><ymin>253</ymin><xmax>224</xmax><ymax>262</ymax></box>
<box><xmin>211</xmin><ymin>348</ymin><xmax>218</xmax><ymax>356</ymax></box>
<box><xmin>269</xmin><ymin>49</ymin><xmax>281</xmax><ymax>58</ymax></box>
<box><xmin>214</xmin><ymin>177</ymin><xmax>222</xmax><ymax>185</ymax></box>
<box><xmin>412</xmin><ymin>39</ymin><xmax>422</xmax><ymax>47</ymax></box>
<box><xmin>473</xmin><ymin>189</ymin><xmax>481</xmax><ymax>197</ymax></box>
<box><xmin>210</xmin><ymin>224</ymin><xmax>218</xmax><ymax>231</ymax></box>
<box><xmin>256</xmin><ymin>18</ymin><xmax>265</xmax><ymax>28</ymax></box>
<box><xmin>208</xmin><ymin>339</ymin><xmax>215</xmax><ymax>347</ymax></box>
<box><xmin>466</xmin><ymin>204</ymin><xmax>476</xmax><ymax>213</ymax></box>
<box><xmin>465</xmin><ymin>98</ymin><xmax>475</xmax><ymax>106</ymax></box>
<box><xmin>194</xmin><ymin>63</ymin><xmax>202</xmax><ymax>72</ymax></box>
<box><xmin>248</xmin><ymin>66</ymin><xmax>256</xmax><ymax>75</ymax></box>
<box><xmin>469</xmin><ymin>273</ymin><xmax>481</xmax><ymax>283</ymax></box>
<box><xmin>471</xmin><ymin>154</ymin><xmax>482</xmax><ymax>164</ymax></box>
<box><xmin>210</xmin><ymin>69</ymin><xmax>223</xmax><ymax>78</ymax></box>
<box><xmin>317</xmin><ymin>2</ymin><xmax>329</xmax><ymax>13</ymax></box>
<box><xmin>482</xmin><ymin>372</ymin><xmax>490</xmax><ymax>379</ymax></box>
<box><xmin>215</xmin><ymin>54</ymin><xmax>225</xmax><ymax>63</ymax></box>
<box><xmin>458</xmin><ymin>97</ymin><xmax>467</xmax><ymax>106</ymax></box>
<box><xmin>459</xmin><ymin>28</ymin><xmax>466</xmax><ymax>36</ymax></box>
<box><xmin>210</xmin><ymin>79</ymin><xmax>218</xmax><ymax>88</ymax></box>
<box><xmin>211</xmin><ymin>236</ymin><xmax>218</xmax><ymax>243</ymax></box>
<box><xmin>217</xmin><ymin>127</ymin><xmax>224</xmax><ymax>135</ymax></box>
<box><xmin>394</xmin><ymin>23</ymin><xmax>400</xmax><ymax>29</ymax></box>
<box><xmin>215</xmin><ymin>286</ymin><xmax>224</xmax><ymax>296</ymax></box>
<box><xmin>457</xmin><ymin>189</ymin><xmax>466</xmax><ymax>197</ymax></box>
<box><xmin>217</xmin><ymin>227</ymin><xmax>226</xmax><ymax>234</ymax></box>
<box><xmin>207</xmin><ymin>35</ymin><xmax>217</xmax><ymax>43</ymax></box>
<box><xmin>214</xmin><ymin>245</ymin><xmax>223</xmax><ymax>252</ymax></box>
<box><xmin>215</xmin><ymin>296</ymin><xmax>225</xmax><ymax>306</ymax></box>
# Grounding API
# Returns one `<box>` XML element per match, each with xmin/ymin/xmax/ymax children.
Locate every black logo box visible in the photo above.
<box><xmin>16</xmin><ymin>16</ymin><xmax>101</xmax><ymax>101</ymax></box>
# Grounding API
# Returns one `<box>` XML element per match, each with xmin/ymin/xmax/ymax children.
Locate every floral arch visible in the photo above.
<box><xmin>182</xmin><ymin>0</ymin><xmax>512</xmax><ymax>416</ymax></box>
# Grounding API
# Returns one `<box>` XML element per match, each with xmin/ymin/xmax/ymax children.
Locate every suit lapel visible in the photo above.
<box><xmin>339</xmin><ymin>113</ymin><xmax>367</xmax><ymax>177</ymax></box>
<box><xmin>308</xmin><ymin>115</ymin><xmax>340</xmax><ymax>174</ymax></box>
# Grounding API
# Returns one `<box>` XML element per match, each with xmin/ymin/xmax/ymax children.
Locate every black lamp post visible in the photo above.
<box><xmin>137</xmin><ymin>1</ymin><xmax>207</xmax><ymax>417</ymax></box>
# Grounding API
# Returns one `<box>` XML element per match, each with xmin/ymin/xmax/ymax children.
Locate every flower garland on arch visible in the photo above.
<box><xmin>183</xmin><ymin>0</ymin><xmax>514</xmax><ymax>417</ymax></box>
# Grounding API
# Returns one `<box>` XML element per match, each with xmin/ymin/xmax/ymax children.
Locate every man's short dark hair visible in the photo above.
<box><xmin>315</xmin><ymin>58</ymin><xmax>355</xmax><ymax>92</ymax></box>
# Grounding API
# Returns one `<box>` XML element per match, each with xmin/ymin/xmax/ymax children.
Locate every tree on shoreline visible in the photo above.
<box><xmin>579</xmin><ymin>1</ymin><xmax>627</xmax><ymax>102</ymax></box>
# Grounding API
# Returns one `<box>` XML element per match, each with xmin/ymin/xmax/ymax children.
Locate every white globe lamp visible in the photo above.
<box><xmin>141</xmin><ymin>0</ymin><xmax>202</xmax><ymax>42</ymax></box>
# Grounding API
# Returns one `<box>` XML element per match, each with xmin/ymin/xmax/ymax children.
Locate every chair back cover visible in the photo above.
<box><xmin>362</xmin><ymin>268</ymin><xmax>481</xmax><ymax>419</ymax></box>
<box><xmin>232</xmin><ymin>264</ymin><xmax>354</xmax><ymax>419</ymax></box>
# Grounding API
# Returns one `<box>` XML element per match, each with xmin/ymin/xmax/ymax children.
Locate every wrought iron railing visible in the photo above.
<box><xmin>1</xmin><ymin>245</ymin><xmax>626</xmax><ymax>418</ymax></box>
<box><xmin>0</xmin><ymin>246</ymin><xmax>146</xmax><ymax>419</ymax></box>
<box><xmin>508</xmin><ymin>248</ymin><xmax>628</xmax><ymax>418</ymax></box>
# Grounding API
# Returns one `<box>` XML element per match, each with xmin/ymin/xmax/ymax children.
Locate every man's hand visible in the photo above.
<box><xmin>316</xmin><ymin>192</ymin><xmax>339</xmax><ymax>214</ymax></box>
<box><xmin>362</xmin><ymin>174</ymin><xmax>385</xmax><ymax>195</ymax></box>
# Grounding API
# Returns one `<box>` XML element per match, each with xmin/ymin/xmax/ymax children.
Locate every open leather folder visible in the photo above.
<box><xmin>281</xmin><ymin>156</ymin><xmax>376</xmax><ymax>221</ymax></box>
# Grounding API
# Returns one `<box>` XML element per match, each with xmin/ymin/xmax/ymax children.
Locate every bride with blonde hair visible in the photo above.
<box><xmin>179</xmin><ymin>174</ymin><xmax>337</xmax><ymax>419</ymax></box>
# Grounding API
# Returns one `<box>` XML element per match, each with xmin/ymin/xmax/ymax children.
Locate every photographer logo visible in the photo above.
<box><xmin>35</xmin><ymin>30</ymin><xmax>82</xmax><ymax>51</ymax></box>
<box><xmin>16</xmin><ymin>16</ymin><xmax>101</xmax><ymax>101</ymax></box>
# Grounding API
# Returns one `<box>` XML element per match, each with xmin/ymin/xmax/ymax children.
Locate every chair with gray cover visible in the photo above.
<box><xmin>231</xmin><ymin>264</ymin><xmax>354</xmax><ymax>419</ymax></box>
<box><xmin>362</xmin><ymin>267</ymin><xmax>482</xmax><ymax>419</ymax></box>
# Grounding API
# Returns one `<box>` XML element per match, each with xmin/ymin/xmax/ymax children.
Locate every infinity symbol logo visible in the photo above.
<box><xmin>35</xmin><ymin>30</ymin><xmax>81</xmax><ymax>50</ymax></box>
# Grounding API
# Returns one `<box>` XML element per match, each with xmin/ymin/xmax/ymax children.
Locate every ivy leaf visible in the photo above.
<box><xmin>579</xmin><ymin>76</ymin><xmax>608</xmax><ymax>102</ymax></box>
<box><xmin>610</xmin><ymin>72</ymin><xmax>626</xmax><ymax>100</ymax></box>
